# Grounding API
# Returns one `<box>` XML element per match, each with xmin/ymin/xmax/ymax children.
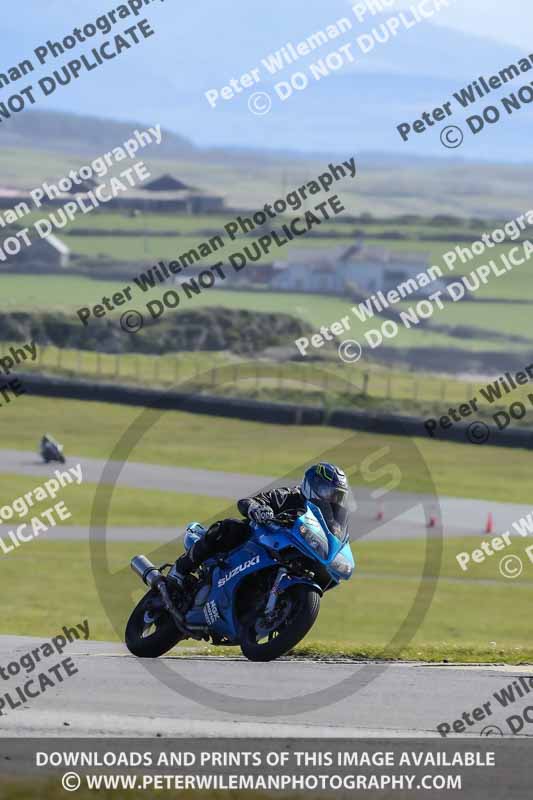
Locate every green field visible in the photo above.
<box><xmin>42</xmin><ymin>208</ymin><xmax>533</xmax><ymax>305</ymax></box>
<box><xmin>7</xmin><ymin>341</ymin><xmax>472</xmax><ymax>400</ymax></box>
<box><xmin>4</xmin><ymin>144</ymin><xmax>533</xmax><ymax>217</ymax></box>
<box><xmin>12</xmin><ymin>341</ymin><xmax>533</xmax><ymax>429</ymax></box>
<box><xmin>3</xmin><ymin>537</ymin><xmax>531</xmax><ymax>664</ymax></box>
<box><xmin>13</xmin><ymin>209</ymin><xmax>495</xmax><ymax>237</ymax></box>
<box><xmin>0</xmin><ymin>473</ymin><xmax>233</xmax><ymax>528</ymax></box>
<box><xmin>0</xmin><ymin>393</ymin><xmax>530</xmax><ymax>663</ymax></box>
<box><xmin>43</xmin><ymin>228</ymin><xmax>533</xmax><ymax>304</ymax></box>
<box><xmin>4</xmin><ymin>199</ymin><xmax>533</xmax><ymax>360</ymax></box>
<box><xmin>399</xmin><ymin>298</ymin><xmax>533</xmax><ymax>338</ymax></box>
<box><xmin>1</xmin><ymin>394</ymin><xmax>533</xmax><ymax>504</ymax></box>
<box><xmin>0</xmin><ymin>275</ymin><xmax>522</xmax><ymax>354</ymax></box>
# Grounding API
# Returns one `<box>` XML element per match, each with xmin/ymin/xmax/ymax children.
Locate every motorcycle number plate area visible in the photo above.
<box><xmin>203</xmin><ymin>599</ymin><xmax>220</xmax><ymax>625</ymax></box>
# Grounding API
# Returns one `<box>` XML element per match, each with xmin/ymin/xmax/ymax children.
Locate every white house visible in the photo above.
<box><xmin>271</xmin><ymin>243</ymin><xmax>444</xmax><ymax>297</ymax></box>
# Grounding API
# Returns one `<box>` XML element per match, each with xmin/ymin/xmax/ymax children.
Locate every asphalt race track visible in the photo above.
<box><xmin>1</xmin><ymin>449</ymin><xmax>529</xmax><ymax>541</ymax></box>
<box><xmin>0</xmin><ymin>637</ymin><xmax>530</xmax><ymax>738</ymax></box>
<box><xmin>1</xmin><ymin>450</ymin><xmax>531</xmax><ymax>738</ymax></box>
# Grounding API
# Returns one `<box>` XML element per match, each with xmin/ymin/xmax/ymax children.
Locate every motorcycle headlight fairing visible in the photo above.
<box><xmin>330</xmin><ymin>551</ymin><xmax>354</xmax><ymax>578</ymax></box>
<box><xmin>299</xmin><ymin>524</ymin><xmax>329</xmax><ymax>560</ymax></box>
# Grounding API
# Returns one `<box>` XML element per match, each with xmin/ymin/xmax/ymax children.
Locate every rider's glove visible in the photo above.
<box><xmin>248</xmin><ymin>502</ymin><xmax>274</xmax><ymax>525</ymax></box>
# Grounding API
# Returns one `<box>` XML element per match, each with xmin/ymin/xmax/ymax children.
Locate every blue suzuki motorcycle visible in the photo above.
<box><xmin>125</xmin><ymin>502</ymin><xmax>355</xmax><ymax>662</ymax></box>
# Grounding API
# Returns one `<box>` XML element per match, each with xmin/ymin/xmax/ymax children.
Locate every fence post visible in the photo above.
<box><xmin>115</xmin><ymin>354</ymin><xmax>120</xmax><ymax>378</ymax></box>
<box><xmin>362</xmin><ymin>372</ymin><xmax>369</xmax><ymax>397</ymax></box>
<box><xmin>174</xmin><ymin>356</ymin><xmax>180</xmax><ymax>384</ymax></box>
<box><xmin>96</xmin><ymin>352</ymin><xmax>101</xmax><ymax>376</ymax></box>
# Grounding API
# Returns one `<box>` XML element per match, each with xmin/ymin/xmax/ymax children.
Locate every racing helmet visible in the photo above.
<box><xmin>301</xmin><ymin>463</ymin><xmax>352</xmax><ymax>536</ymax></box>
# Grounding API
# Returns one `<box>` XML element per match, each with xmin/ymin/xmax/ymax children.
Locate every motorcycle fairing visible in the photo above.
<box><xmin>183</xmin><ymin>505</ymin><xmax>355</xmax><ymax>642</ymax></box>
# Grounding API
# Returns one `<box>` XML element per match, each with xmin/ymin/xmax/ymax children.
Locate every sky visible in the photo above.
<box><xmin>400</xmin><ymin>0</ymin><xmax>533</xmax><ymax>50</ymax></box>
<box><xmin>25</xmin><ymin>0</ymin><xmax>532</xmax><ymax>52</ymax></box>
<box><xmin>6</xmin><ymin>0</ymin><xmax>533</xmax><ymax>159</ymax></box>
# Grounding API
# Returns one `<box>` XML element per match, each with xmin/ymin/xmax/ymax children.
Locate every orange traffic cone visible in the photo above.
<box><xmin>376</xmin><ymin>503</ymin><xmax>384</xmax><ymax>521</ymax></box>
<box><xmin>485</xmin><ymin>512</ymin><xmax>494</xmax><ymax>535</ymax></box>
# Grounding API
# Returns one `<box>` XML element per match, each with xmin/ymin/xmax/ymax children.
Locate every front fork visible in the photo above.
<box><xmin>264</xmin><ymin>567</ymin><xmax>288</xmax><ymax>617</ymax></box>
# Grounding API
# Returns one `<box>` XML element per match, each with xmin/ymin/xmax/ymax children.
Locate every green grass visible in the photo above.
<box><xmin>0</xmin><ymin>393</ymin><xmax>530</xmax><ymax>663</ymax></box>
<box><xmin>0</xmin><ymin>782</ymin><xmax>268</xmax><ymax>800</ymax></box>
<box><xmin>399</xmin><ymin>298</ymin><xmax>533</xmax><ymax>338</ymax></box>
<box><xmin>46</xmin><ymin>222</ymin><xmax>533</xmax><ymax>304</ymax></box>
<box><xmin>19</xmin><ymin>344</ymin><xmax>235</xmax><ymax>388</ymax></box>
<box><xmin>14</xmin><ymin>210</ymin><xmax>494</xmax><ymax>237</ymax></box>
<box><xmin>5</xmin><ymin>273</ymin><xmax>526</xmax><ymax>353</ymax></box>
<box><xmin>0</xmin><ymin>275</ymin><xmax>130</xmax><ymax>312</ymax></box>
<box><xmin>3</xmin><ymin>537</ymin><xmax>532</xmax><ymax>664</ymax></box>
<box><xmin>65</xmin><ymin>234</ymin><xmax>235</xmax><ymax>262</ymax></box>
<box><xmin>20</xmin><ymin>342</ymin><xmax>533</xmax><ymax>428</ymax></box>
<box><xmin>150</xmin><ymin>290</ymin><xmax>520</xmax><ymax>352</ymax></box>
<box><xmin>0</xmin><ymin>473</ymin><xmax>233</xmax><ymax>528</ymax></box>
<box><xmin>19</xmin><ymin>205</ymin><xmax>533</xmax><ymax>296</ymax></box>
<box><xmin>4</xmin><ymin>144</ymin><xmax>533</xmax><ymax>218</ymax></box>
<box><xmin>0</xmin><ymin>273</ymin><xmax>523</xmax><ymax>352</ymax></box>
<box><xmin>21</xmin><ymin>210</ymin><xmax>237</xmax><ymax>234</ymax></box>
<box><xmin>1</xmin><ymin>394</ymin><xmax>533</xmax><ymax>504</ymax></box>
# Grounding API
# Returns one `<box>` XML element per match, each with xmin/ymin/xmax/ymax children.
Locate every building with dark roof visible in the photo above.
<box><xmin>0</xmin><ymin>174</ymin><xmax>225</xmax><ymax>216</ymax></box>
<box><xmin>144</xmin><ymin>174</ymin><xmax>193</xmax><ymax>192</ymax></box>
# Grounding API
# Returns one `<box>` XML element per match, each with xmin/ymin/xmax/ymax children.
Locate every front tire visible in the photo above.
<box><xmin>240</xmin><ymin>585</ymin><xmax>320</xmax><ymax>662</ymax></box>
<box><xmin>125</xmin><ymin>589</ymin><xmax>183</xmax><ymax>658</ymax></box>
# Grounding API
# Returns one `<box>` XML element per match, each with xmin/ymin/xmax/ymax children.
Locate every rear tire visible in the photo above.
<box><xmin>240</xmin><ymin>585</ymin><xmax>320</xmax><ymax>662</ymax></box>
<box><xmin>125</xmin><ymin>589</ymin><xmax>183</xmax><ymax>658</ymax></box>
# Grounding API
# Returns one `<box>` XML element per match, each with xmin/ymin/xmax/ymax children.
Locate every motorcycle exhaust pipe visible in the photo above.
<box><xmin>131</xmin><ymin>555</ymin><xmax>188</xmax><ymax>634</ymax></box>
<box><xmin>131</xmin><ymin>555</ymin><xmax>164</xmax><ymax>589</ymax></box>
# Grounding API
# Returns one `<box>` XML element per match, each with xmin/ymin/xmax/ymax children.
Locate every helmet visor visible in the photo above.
<box><xmin>308</xmin><ymin>477</ymin><xmax>349</xmax><ymax>506</ymax></box>
<box><xmin>309</xmin><ymin>481</ymin><xmax>354</xmax><ymax>537</ymax></box>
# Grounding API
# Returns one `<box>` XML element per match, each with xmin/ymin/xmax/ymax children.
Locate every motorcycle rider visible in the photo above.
<box><xmin>40</xmin><ymin>433</ymin><xmax>61</xmax><ymax>456</ymax></box>
<box><xmin>172</xmin><ymin>462</ymin><xmax>351</xmax><ymax>585</ymax></box>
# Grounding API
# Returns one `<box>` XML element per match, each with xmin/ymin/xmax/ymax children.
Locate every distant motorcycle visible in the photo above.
<box><xmin>125</xmin><ymin>503</ymin><xmax>355</xmax><ymax>662</ymax></box>
<box><xmin>40</xmin><ymin>435</ymin><xmax>66</xmax><ymax>464</ymax></box>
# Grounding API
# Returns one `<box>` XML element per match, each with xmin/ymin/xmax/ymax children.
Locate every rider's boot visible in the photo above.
<box><xmin>174</xmin><ymin>528</ymin><xmax>214</xmax><ymax>579</ymax></box>
<box><xmin>171</xmin><ymin>552</ymin><xmax>195</xmax><ymax>589</ymax></box>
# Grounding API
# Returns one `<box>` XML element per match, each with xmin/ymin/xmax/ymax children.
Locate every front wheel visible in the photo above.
<box><xmin>125</xmin><ymin>589</ymin><xmax>183</xmax><ymax>658</ymax></box>
<box><xmin>239</xmin><ymin>585</ymin><xmax>320</xmax><ymax>662</ymax></box>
